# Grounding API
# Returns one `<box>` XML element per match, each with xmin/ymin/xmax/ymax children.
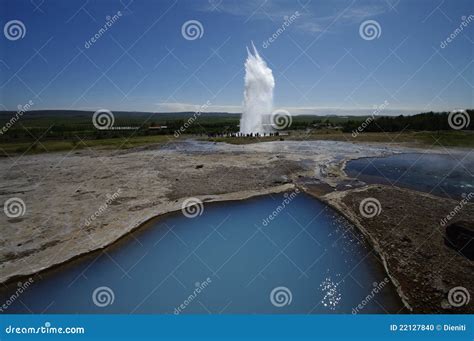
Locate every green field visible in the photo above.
<box><xmin>0</xmin><ymin>134</ymin><xmax>177</xmax><ymax>155</ymax></box>
<box><xmin>208</xmin><ymin>130</ymin><xmax>474</xmax><ymax>148</ymax></box>
<box><xmin>0</xmin><ymin>110</ymin><xmax>472</xmax><ymax>156</ymax></box>
<box><xmin>1</xmin><ymin>130</ymin><xmax>472</xmax><ymax>157</ymax></box>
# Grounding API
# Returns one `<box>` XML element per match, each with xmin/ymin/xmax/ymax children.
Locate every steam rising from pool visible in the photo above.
<box><xmin>240</xmin><ymin>43</ymin><xmax>275</xmax><ymax>134</ymax></box>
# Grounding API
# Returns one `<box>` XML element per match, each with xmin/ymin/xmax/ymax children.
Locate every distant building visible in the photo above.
<box><xmin>148</xmin><ymin>125</ymin><xmax>168</xmax><ymax>130</ymax></box>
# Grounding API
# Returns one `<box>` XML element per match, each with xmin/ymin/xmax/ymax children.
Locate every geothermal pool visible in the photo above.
<box><xmin>345</xmin><ymin>153</ymin><xmax>474</xmax><ymax>199</ymax></box>
<box><xmin>1</xmin><ymin>193</ymin><xmax>404</xmax><ymax>314</ymax></box>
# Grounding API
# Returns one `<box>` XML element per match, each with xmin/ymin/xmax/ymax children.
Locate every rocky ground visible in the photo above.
<box><xmin>0</xmin><ymin>139</ymin><xmax>472</xmax><ymax>313</ymax></box>
<box><xmin>319</xmin><ymin>185</ymin><xmax>474</xmax><ymax>313</ymax></box>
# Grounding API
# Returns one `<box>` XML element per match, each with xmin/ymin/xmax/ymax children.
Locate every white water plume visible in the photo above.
<box><xmin>240</xmin><ymin>43</ymin><xmax>275</xmax><ymax>134</ymax></box>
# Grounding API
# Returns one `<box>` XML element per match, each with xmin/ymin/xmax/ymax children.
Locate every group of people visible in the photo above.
<box><xmin>206</xmin><ymin>132</ymin><xmax>281</xmax><ymax>138</ymax></box>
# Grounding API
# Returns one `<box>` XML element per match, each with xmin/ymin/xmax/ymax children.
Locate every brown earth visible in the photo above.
<box><xmin>319</xmin><ymin>185</ymin><xmax>474</xmax><ymax>313</ymax></box>
<box><xmin>1</xmin><ymin>139</ymin><xmax>472</xmax><ymax>314</ymax></box>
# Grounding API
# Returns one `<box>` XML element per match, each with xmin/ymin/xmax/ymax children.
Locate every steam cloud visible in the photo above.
<box><xmin>240</xmin><ymin>43</ymin><xmax>275</xmax><ymax>134</ymax></box>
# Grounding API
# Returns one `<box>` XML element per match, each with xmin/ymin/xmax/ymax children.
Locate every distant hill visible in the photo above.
<box><xmin>0</xmin><ymin>110</ymin><xmax>241</xmax><ymax>119</ymax></box>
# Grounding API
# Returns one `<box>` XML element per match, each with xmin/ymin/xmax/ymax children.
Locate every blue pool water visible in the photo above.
<box><xmin>1</xmin><ymin>193</ymin><xmax>404</xmax><ymax>314</ymax></box>
<box><xmin>345</xmin><ymin>153</ymin><xmax>474</xmax><ymax>199</ymax></box>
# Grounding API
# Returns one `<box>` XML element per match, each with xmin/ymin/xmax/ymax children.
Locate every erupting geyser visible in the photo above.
<box><xmin>240</xmin><ymin>43</ymin><xmax>275</xmax><ymax>134</ymax></box>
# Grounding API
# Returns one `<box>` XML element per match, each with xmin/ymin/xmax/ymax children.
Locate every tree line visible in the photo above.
<box><xmin>341</xmin><ymin>110</ymin><xmax>473</xmax><ymax>133</ymax></box>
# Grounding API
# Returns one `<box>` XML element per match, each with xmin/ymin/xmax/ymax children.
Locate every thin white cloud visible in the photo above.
<box><xmin>155</xmin><ymin>102</ymin><xmax>242</xmax><ymax>113</ymax></box>
<box><xmin>155</xmin><ymin>102</ymin><xmax>420</xmax><ymax>116</ymax></box>
<box><xmin>199</xmin><ymin>0</ymin><xmax>390</xmax><ymax>34</ymax></box>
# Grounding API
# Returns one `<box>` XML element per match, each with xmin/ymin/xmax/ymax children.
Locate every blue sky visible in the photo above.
<box><xmin>0</xmin><ymin>0</ymin><xmax>472</xmax><ymax>115</ymax></box>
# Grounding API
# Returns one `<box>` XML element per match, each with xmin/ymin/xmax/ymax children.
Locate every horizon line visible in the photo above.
<box><xmin>1</xmin><ymin>107</ymin><xmax>472</xmax><ymax>117</ymax></box>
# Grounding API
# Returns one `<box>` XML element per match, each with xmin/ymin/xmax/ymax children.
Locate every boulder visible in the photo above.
<box><xmin>444</xmin><ymin>221</ymin><xmax>474</xmax><ymax>260</ymax></box>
